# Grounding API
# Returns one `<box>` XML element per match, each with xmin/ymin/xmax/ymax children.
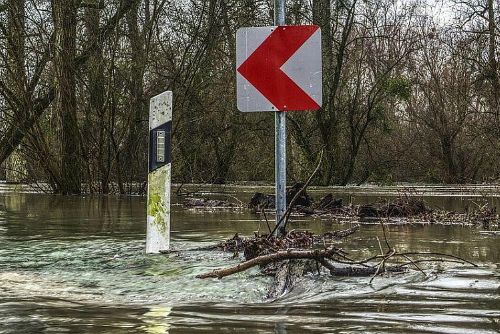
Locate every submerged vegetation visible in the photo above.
<box><xmin>1</xmin><ymin>0</ymin><xmax>500</xmax><ymax>193</ymax></box>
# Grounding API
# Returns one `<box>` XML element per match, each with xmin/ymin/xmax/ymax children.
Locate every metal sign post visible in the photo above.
<box><xmin>146</xmin><ymin>91</ymin><xmax>172</xmax><ymax>254</ymax></box>
<box><xmin>274</xmin><ymin>0</ymin><xmax>287</xmax><ymax>234</ymax></box>
<box><xmin>235</xmin><ymin>1</ymin><xmax>322</xmax><ymax>235</ymax></box>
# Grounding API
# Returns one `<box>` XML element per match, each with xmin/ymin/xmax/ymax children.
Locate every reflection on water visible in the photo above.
<box><xmin>0</xmin><ymin>186</ymin><xmax>499</xmax><ymax>333</ymax></box>
<box><xmin>142</xmin><ymin>306</ymin><xmax>172</xmax><ymax>334</ymax></box>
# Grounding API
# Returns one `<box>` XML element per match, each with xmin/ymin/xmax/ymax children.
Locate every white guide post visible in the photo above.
<box><xmin>146</xmin><ymin>91</ymin><xmax>172</xmax><ymax>254</ymax></box>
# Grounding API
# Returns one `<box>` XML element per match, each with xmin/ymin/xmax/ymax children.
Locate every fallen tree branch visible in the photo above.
<box><xmin>345</xmin><ymin>251</ymin><xmax>477</xmax><ymax>267</ymax></box>
<box><xmin>397</xmin><ymin>252</ymin><xmax>478</xmax><ymax>267</ymax></box>
<box><xmin>196</xmin><ymin>245</ymin><xmax>340</xmax><ymax>279</ymax></box>
<box><xmin>192</xmin><ymin>224</ymin><xmax>477</xmax><ymax>285</ymax></box>
<box><xmin>261</xmin><ymin>208</ymin><xmax>272</xmax><ymax>234</ymax></box>
<box><xmin>270</xmin><ymin>150</ymin><xmax>323</xmax><ymax>237</ymax></box>
<box><xmin>370</xmin><ymin>249</ymin><xmax>396</xmax><ymax>284</ymax></box>
<box><xmin>395</xmin><ymin>258</ymin><xmax>468</xmax><ymax>268</ymax></box>
<box><xmin>402</xmin><ymin>254</ymin><xmax>427</xmax><ymax>276</ymax></box>
<box><xmin>329</xmin><ymin>265</ymin><xmax>405</xmax><ymax>277</ymax></box>
<box><xmin>318</xmin><ymin>224</ymin><xmax>360</xmax><ymax>241</ymax></box>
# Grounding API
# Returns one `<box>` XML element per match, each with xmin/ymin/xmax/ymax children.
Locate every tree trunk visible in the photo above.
<box><xmin>6</xmin><ymin>0</ymin><xmax>26</xmax><ymax>98</ymax></box>
<box><xmin>312</xmin><ymin>0</ymin><xmax>357</xmax><ymax>185</ymax></box>
<box><xmin>84</xmin><ymin>3</ymin><xmax>108</xmax><ymax>193</ymax></box>
<box><xmin>441</xmin><ymin>135</ymin><xmax>458</xmax><ymax>183</ymax></box>
<box><xmin>488</xmin><ymin>0</ymin><xmax>500</xmax><ymax>119</ymax></box>
<box><xmin>123</xmin><ymin>0</ymin><xmax>146</xmax><ymax>191</ymax></box>
<box><xmin>52</xmin><ymin>0</ymin><xmax>81</xmax><ymax>194</ymax></box>
<box><xmin>5</xmin><ymin>0</ymin><xmax>27</xmax><ymax>183</ymax></box>
<box><xmin>312</xmin><ymin>0</ymin><xmax>335</xmax><ymax>185</ymax></box>
<box><xmin>0</xmin><ymin>0</ymin><xmax>138</xmax><ymax>171</ymax></box>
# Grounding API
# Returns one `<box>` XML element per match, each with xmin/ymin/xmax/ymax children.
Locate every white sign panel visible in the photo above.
<box><xmin>236</xmin><ymin>25</ymin><xmax>322</xmax><ymax>112</ymax></box>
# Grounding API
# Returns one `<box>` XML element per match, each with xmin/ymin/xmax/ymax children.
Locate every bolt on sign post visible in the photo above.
<box><xmin>236</xmin><ymin>1</ymin><xmax>322</xmax><ymax>234</ymax></box>
<box><xmin>146</xmin><ymin>91</ymin><xmax>172</xmax><ymax>254</ymax></box>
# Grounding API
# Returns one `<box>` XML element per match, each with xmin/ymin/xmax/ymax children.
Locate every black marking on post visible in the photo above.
<box><xmin>149</xmin><ymin>121</ymin><xmax>172</xmax><ymax>173</ymax></box>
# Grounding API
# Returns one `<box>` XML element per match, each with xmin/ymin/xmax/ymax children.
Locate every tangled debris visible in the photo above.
<box><xmin>179</xmin><ymin>154</ymin><xmax>493</xmax><ymax>298</ymax></box>
<box><xmin>183</xmin><ymin>198</ymin><xmax>241</xmax><ymax>209</ymax></box>
<box><xmin>182</xmin><ymin>163</ymin><xmax>485</xmax><ymax>298</ymax></box>
<box><xmin>177</xmin><ymin>156</ymin><xmax>493</xmax><ymax>298</ymax></box>
<box><xmin>180</xmin><ymin>183</ymin><xmax>499</xmax><ymax>228</ymax></box>
<box><xmin>202</xmin><ymin>225</ymin><xmax>360</xmax><ymax>255</ymax></box>
<box><xmin>358</xmin><ymin>197</ymin><xmax>431</xmax><ymax>217</ymax></box>
<box><xmin>249</xmin><ymin>183</ymin><xmax>313</xmax><ymax>210</ymax></box>
<box><xmin>250</xmin><ymin>188</ymin><xmax>416</xmax><ymax>216</ymax></box>
<box><xmin>194</xmin><ymin>223</ymin><xmax>477</xmax><ymax>298</ymax></box>
<box><xmin>248</xmin><ymin>187</ymin><xmax>500</xmax><ymax>228</ymax></box>
<box><xmin>191</xmin><ymin>158</ymin><xmax>478</xmax><ymax>297</ymax></box>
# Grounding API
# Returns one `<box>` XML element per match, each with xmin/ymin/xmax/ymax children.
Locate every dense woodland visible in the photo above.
<box><xmin>0</xmin><ymin>0</ymin><xmax>499</xmax><ymax>194</ymax></box>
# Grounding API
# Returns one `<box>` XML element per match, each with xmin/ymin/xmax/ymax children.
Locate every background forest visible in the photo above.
<box><xmin>0</xmin><ymin>0</ymin><xmax>499</xmax><ymax>194</ymax></box>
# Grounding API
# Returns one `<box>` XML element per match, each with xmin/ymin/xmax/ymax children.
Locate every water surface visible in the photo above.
<box><xmin>0</xmin><ymin>185</ymin><xmax>499</xmax><ymax>333</ymax></box>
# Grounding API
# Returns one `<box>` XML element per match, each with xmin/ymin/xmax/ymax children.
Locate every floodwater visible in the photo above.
<box><xmin>0</xmin><ymin>183</ymin><xmax>499</xmax><ymax>333</ymax></box>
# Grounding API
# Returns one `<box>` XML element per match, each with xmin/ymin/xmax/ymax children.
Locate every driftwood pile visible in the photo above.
<box><xmin>180</xmin><ymin>153</ymin><xmax>493</xmax><ymax>298</ymax></box>
<box><xmin>194</xmin><ymin>223</ymin><xmax>477</xmax><ymax>299</ymax></box>
<box><xmin>180</xmin><ymin>180</ymin><xmax>499</xmax><ymax>229</ymax></box>
<box><xmin>250</xmin><ymin>188</ymin><xmax>431</xmax><ymax>217</ymax></box>
<box><xmin>249</xmin><ymin>186</ymin><xmax>499</xmax><ymax>228</ymax></box>
<box><xmin>183</xmin><ymin>198</ymin><xmax>241</xmax><ymax>208</ymax></box>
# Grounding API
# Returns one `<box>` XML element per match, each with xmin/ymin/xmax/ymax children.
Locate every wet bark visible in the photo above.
<box><xmin>123</xmin><ymin>0</ymin><xmax>146</xmax><ymax>192</ymax></box>
<box><xmin>488</xmin><ymin>0</ymin><xmax>500</xmax><ymax>119</ymax></box>
<box><xmin>267</xmin><ymin>259</ymin><xmax>315</xmax><ymax>299</ymax></box>
<box><xmin>84</xmin><ymin>3</ymin><xmax>109</xmax><ymax>193</ymax></box>
<box><xmin>5</xmin><ymin>0</ymin><xmax>27</xmax><ymax>182</ymax></box>
<box><xmin>311</xmin><ymin>0</ymin><xmax>357</xmax><ymax>185</ymax></box>
<box><xmin>196</xmin><ymin>245</ymin><xmax>341</xmax><ymax>279</ymax></box>
<box><xmin>312</xmin><ymin>0</ymin><xmax>335</xmax><ymax>184</ymax></box>
<box><xmin>52</xmin><ymin>0</ymin><xmax>80</xmax><ymax>194</ymax></box>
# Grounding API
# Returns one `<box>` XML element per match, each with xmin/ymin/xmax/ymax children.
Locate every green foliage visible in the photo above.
<box><xmin>383</xmin><ymin>77</ymin><xmax>412</xmax><ymax>101</ymax></box>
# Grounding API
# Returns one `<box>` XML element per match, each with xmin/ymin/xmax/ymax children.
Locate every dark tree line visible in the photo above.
<box><xmin>0</xmin><ymin>0</ymin><xmax>499</xmax><ymax>194</ymax></box>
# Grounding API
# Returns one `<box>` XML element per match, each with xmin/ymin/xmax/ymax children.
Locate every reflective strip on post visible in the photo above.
<box><xmin>146</xmin><ymin>91</ymin><xmax>172</xmax><ymax>254</ymax></box>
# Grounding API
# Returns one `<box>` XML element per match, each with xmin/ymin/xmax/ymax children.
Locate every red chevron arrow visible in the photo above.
<box><xmin>237</xmin><ymin>25</ymin><xmax>320</xmax><ymax>111</ymax></box>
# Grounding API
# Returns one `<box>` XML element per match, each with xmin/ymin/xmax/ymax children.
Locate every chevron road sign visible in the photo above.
<box><xmin>236</xmin><ymin>25</ymin><xmax>322</xmax><ymax>112</ymax></box>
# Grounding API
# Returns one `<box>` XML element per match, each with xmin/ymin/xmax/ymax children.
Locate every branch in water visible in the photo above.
<box><xmin>196</xmin><ymin>246</ymin><xmax>340</xmax><ymax>279</ymax></box>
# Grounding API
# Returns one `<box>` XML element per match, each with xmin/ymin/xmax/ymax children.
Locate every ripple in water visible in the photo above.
<box><xmin>0</xmin><ymin>190</ymin><xmax>499</xmax><ymax>333</ymax></box>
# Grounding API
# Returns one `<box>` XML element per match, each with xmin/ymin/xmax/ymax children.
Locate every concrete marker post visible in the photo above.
<box><xmin>146</xmin><ymin>91</ymin><xmax>172</xmax><ymax>254</ymax></box>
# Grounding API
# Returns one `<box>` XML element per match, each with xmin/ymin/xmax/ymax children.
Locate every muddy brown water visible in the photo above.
<box><xmin>0</xmin><ymin>183</ymin><xmax>499</xmax><ymax>333</ymax></box>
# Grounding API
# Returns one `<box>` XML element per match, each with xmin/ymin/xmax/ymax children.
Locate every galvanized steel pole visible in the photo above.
<box><xmin>274</xmin><ymin>0</ymin><xmax>286</xmax><ymax>235</ymax></box>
